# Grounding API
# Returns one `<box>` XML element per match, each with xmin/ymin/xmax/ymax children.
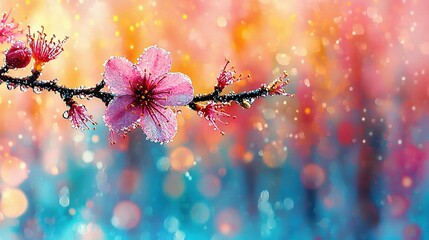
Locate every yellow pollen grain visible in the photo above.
<box><xmin>113</xmin><ymin>15</ymin><xmax>119</xmax><ymax>22</ymax></box>
<box><xmin>182</xmin><ymin>14</ymin><xmax>188</xmax><ymax>20</ymax></box>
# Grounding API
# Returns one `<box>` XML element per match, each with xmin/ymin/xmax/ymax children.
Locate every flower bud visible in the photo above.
<box><xmin>5</xmin><ymin>40</ymin><xmax>32</xmax><ymax>69</ymax></box>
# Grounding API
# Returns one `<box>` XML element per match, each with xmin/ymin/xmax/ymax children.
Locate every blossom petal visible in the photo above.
<box><xmin>141</xmin><ymin>105</ymin><xmax>177</xmax><ymax>143</ymax></box>
<box><xmin>137</xmin><ymin>46</ymin><xmax>172</xmax><ymax>82</ymax></box>
<box><xmin>152</xmin><ymin>73</ymin><xmax>194</xmax><ymax>106</ymax></box>
<box><xmin>104</xmin><ymin>95</ymin><xmax>141</xmax><ymax>131</ymax></box>
<box><xmin>104</xmin><ymin>57</ymin><xmax>141</xmax><ymax>95</ymax></box>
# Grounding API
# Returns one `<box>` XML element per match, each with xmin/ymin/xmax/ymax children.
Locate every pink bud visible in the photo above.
<box><xmin>5</xmin><ymin>40</ymin><xmax>32</xmax><ymax>69</ymax></box>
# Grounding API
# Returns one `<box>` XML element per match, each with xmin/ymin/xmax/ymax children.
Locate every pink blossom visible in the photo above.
<box><xmin>266</xmin><ymin>71</ymin><xmax>295</xmax><ymax>97</ymax></box>
<box><xmin>215</xmin><ymin>60</ymin><xmax>247</xmax><ymax>91</ymax></box>
<box><xmin>0</xmin><ymin>11</ymin><xmax>22</xmax><ymax>44</ymax></box>
<box><xmin>103</xmin><ymin>46</ymin><xmax>194</xmax><ymax>143</ymax></box>
<box><xmin>27</xmin><ymin>26</ymin><xmax>68</xmax><ymax>71</ymax></box>
<box><xmin>196</xmin><ymin>101</ymin><xmax>234</xmax><ymax>135</ymax></box>
<box><xmin>64</xmin><ymin>102</ymin><xmax>96</xmax><ymax>130</ymax></box>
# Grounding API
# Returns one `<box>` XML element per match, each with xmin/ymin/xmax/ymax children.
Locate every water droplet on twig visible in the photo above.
<box><xmin>33</xmin><ymin>86</ymin><xmax>42</xmax><ymax>94</ymax></box>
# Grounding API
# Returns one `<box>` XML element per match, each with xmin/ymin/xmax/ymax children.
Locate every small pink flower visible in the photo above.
<box><xmin>215</xmin><ymin>60</ymin><xmax>246</xmax><ymax>91</ymax></box>
<box><xmin>196</xmin><ymin>101</ymin><xmax>233</xmax><ymax>135</ymax></box>
<box><xmin>103</xmin><ymin>46</ymin><xmax>194</xmax><ymax>143</ymax></box>
<box><xmin>0</xmin><ymin>11</ymin><xmax>22</xmax><ymax>44</ymax></box>
<box><xmin>266</xmin><ymin>72</ymin><xmax>294</xmax><ymax>97</ymax></box>
<box><xmin>64</xmin><ymin>101</ymin><xmax>96</xmax><ymax>130</ymax></box>
<box><xmin>5</xmin><ymin>40</ymin><xmax>32</xmax><ymax>69</ymax></box>
<box><xmin>27</xmin><ymin>26</ymin><xmax>68</xmax><ymax>71</ymax></box>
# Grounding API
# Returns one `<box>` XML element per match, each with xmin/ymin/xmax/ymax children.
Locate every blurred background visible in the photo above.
<box><xmin>1</xmin><ymin>0</ymin><xmax>428</xmax><ymax>239</ymax></box>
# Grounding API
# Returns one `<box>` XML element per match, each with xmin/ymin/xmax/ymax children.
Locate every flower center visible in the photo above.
<box><xmin>135</xmin><ymin>84</ymin><xmax>151</xmax><ymax>106</ymax></box>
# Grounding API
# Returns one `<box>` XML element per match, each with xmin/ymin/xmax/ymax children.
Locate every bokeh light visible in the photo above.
<box><xmin>216</xmin><ymin>208</ymin><xmax>242</xmax><ymax>237</ymax></box>
<box><xmin>0</xmin><ymin>188</ymin><xmax>28</xmax><ymax>218</ymax></box>
<box><xmin>169</xmin><ymin>146</ymin><xmax>195</xmax><ymax>172</ymax></box>
<box><xmin>0</xmin><ymin>155</ymin><xmax>28</xmax><ymax>186</ymax></box>
<box><xmin>301</xmin><ymin>163</ymin><xmax>326</xmax><ymax>189</ymax></box>
<box><xmin>111</xmin><ymin>201</ymin><xmax>141</xmax><ymax>230</ymax></box>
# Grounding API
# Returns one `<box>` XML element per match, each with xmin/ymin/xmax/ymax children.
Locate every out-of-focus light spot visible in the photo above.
<box><xmin>243</xmin><ymin>151</ymin><xmax>254</xmax><ymax>163</ymax></box>
<box><xmin>0</xmin><ymin>156</ymin><xmax>29</xmax><ymax>186</ymax></box>
<box><xmin>59</xmin><ymin>196</ymin><xmax>70</xmax><ymax>207</ymax></box>
<box><xmin>217</xmin><ymin>16</ymin><xmax>227</xmax><ymax>27</ymax></box>
<box><xmin>0</xmin><ymin>188</ymin><xmax>28</xmax><ymax>218</ymax></box>
<box><xmin>164</xmin><ymin>216</ymin><xmax>180</xmax><ymax>233</ymax></box>
<box><xmin>74</xmin><ymin>133</ymin><xmax>84</xmax><ymax>143</ymax></box>
<box><xmin>216</xmin><ymin>208</ymin><xmax>242</xmax><ymax>236</ymax></box>
<box><xmin>74</xmin><ymin>14</ymin><xmax>80</xmax><ymax>20</ymax></box>
<box><xmin>301</xmin><ymin>163</ymin><xmax>326</xmax><ymax>189</ymax></box>
<box><xmin>218</xmin><ymin>168</ymin><xmax>227</xmax><ymax>176</ymax></box>
<box><xmin>292</xmin><ymin>45</ymin><xmax>307</xmax><ymax>56</ymax></box>
<box><xmin>283</xmin><ymin>198</ymin><xmax>294</xmax><ymax>210</ymax></box>
<box><xmin>402</xmin><ymin>176</ymin><xmax>413</xmax><ymax>188</ymax></box>
<box><xmin>275</xmin><ymin>53</ymin><xmax>290</xmax><ymax>66</ymax></box>
<box><xmin>420</xmin><ymin>42</ymin><xmax>429</xmax><ymax>55</ymax></box>
<box><xmin>388</xmin><ymin>194</ymin><xmax>409</xmax><ymax>217</ymax></box>
<box><xmin>156</xmin><ymin>157</ymin><xmax>170</xmax><ymax>171</ymax></box>
<box><xmin>169</xmin><ymin>146</ymin><xmax>195</xmax><ymax>172</ymax></box>
<box><xmin>182</xmin><ymin>14</ymin><xmax>188</xmax><ymax>20</ymax></box>
<box><xmin>111</xmin><ymin>201</ymin><xmax>141</xmax><ymax>230</ymax></box>
<box><xmin>154</xmin><ymin>19</ymin><xmax>163</xmax><ymax>26</ymax></box>
<box><xmin>198</xmin><ymin>174</ymin><xmax>221</xmax><ymax>197</ymax></box>
<box><xmin>163</xmin><ymin>173</ymin><xmax>185</xmax><ymax>198</ymax></box>
<box><xmin>403</xmin><ymin>224</ymin><xmax>422</xmax><ymax>240</ymax></box>
<box><xmin>69</xmin><ymin>208</ymin><xmax>76</xmax><ymax>216</ymax></box>
<box><xmin>304</xmin><ymin>78</ymin><xmax>311</xmax><ymax>87</ymax></box>
<box><xmin>304</xmin><ymin>107</ymin><xmax>311</xmax><ymax>115</ymax></box>
<box><xmin>175</xmin><ymin>231</ymin><xmax>185</xmax><ymax>240</ymax></box>
<box><xmin>115</xmin><ymin>31</ymin><xmax>120</xmax><ymax>37</ymax></box>
<box><xmin>352</xmin><ymin>24</ymin><xmax>365</xmax><ymax>35</ymax></box>
<box><xmin>50</xmin><ymin>166</ymin><xmax>59</xmax><ymax>176</ymax></box>
<box><xmin>190</xmin><ymin>203</ymin><xmax>210</xmax><ymax>224</ymax></box>
<box><xmin>91</xmin><ymin>135</ymin><xmax>99</xmax><ymax>143</ymax></box>
<box><xmin>59</xmin><ymin>186</ymin><xmax>70</xmax><ymax>207</ymax></box>
<box><xmin>79</xmin><ymin>222</ymin><xmax>105</xmax><ymax>240</ymax></box>
<box><xmin>262</xmin><ymin>143</ymin><xmax>287</xmax><ymax>168</ymax></box>
<box><xmin>113</xmin><ymin>15</ymin><xmax>119</xmax><ymax>22</ymax></box>
<box><xmin>82</xmin><ymin>150</ymin><xmax>94</xmax><ymax>163</ymax></box>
